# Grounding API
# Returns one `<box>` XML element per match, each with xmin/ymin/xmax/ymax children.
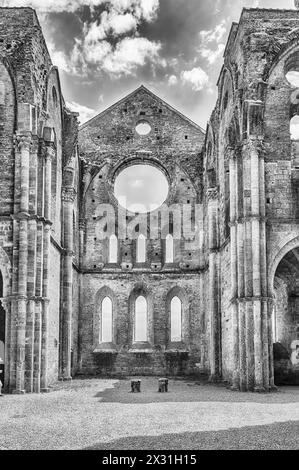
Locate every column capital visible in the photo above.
<box><xmin>14</xmin><ymin>133</ymin><xmax>32</xmax><ymax>152</ymax></box>
<box><xmin>44</xmin><ymin>144</ymin><xmax>56</xmax><ymax>162</ymax></box>
<box><xmin>62</xmin><ymin>187</ymin><xmax>77</xmax><ymax>203</ymax></box>
<box><xmin>244</xmin><ymin>137</ymin><xmax>266</xmax><ymax>156</ymax></box>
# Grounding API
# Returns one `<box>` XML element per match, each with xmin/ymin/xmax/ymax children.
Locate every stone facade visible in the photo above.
<box><xmin>1</xmin><ymin>6</ymin><xmax>299</xmax><ymax>393</ymax></box>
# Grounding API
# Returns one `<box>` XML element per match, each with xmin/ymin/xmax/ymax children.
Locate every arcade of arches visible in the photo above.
<box><xmin>2</xmin><ymin>7</ymin><xmax>299</xmax><ymax>393</ymax></box>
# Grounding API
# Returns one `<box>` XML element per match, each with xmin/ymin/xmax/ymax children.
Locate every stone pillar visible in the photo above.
<box><xmin>40</xmin><ymin>144</ymin><xmax>54</xmax><ymax>392</ymax></box>
<box><xmin>13</xmin><ymin>134</ymin><xmax>31</xmax><ymax>394</ymax></box>
<box><xmin>2</xmin><ymin>299</ymin><xmax>11</xmax><ymax>391</ymax></box>
<box><xmin>229</xmin><ymin>149</ymin><xmax>240</xmax><ymax>390</ymax></box>
<box><xmin>25</xmin><ymin>138</ymin><xmax>38</xmax><ymax>393</ymax></box>
<box><xmin>250</xmin><ymin>140</ymin><xmax>264</xmax><ymax>392</ymax></box>
<box><xmin>79</xmin><ymin>218</ymin><xmax>86</xmax><ymax>267</ymax></box>
<box><xmin>33</xmin><ymin>144</ymin><xmax>44</xmax><ymax>393</ymax></box>
<box><xmin>207</xmin><ymin>188</ymin><xmax>220</xmax><ymax>381</ymax></box>
<box><xmin>61</xmin><ymin>187</ymin><xmax>76</xmax><ymax>380</ymax></box>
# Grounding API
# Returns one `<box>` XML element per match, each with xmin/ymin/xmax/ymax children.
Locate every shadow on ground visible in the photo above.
<box><xmin>83</xmin><ymin>420</ymin><xmax>299</xmax><ymax>450</ymax></box>
<box><xmin>95</xmin><ymin>376</ymin><xmax>299</xmax><ymax>404</ymax></box>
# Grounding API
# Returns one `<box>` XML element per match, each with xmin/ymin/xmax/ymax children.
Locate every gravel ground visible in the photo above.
<box><xmin>85</xmin><ymin>421</ymin><xmax>299</xmax><ymax>450</ymax></box>
<box><xmin>0</xmin><ymin>377</ymin><xmax>298</xmax><ymax>450</ymax></box>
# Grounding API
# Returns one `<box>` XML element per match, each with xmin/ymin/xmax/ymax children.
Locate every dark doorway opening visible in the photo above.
<box><xmin>273</xmin><ymin>248</ymin><xmax>299</xmax><ymax>385</ymax></box>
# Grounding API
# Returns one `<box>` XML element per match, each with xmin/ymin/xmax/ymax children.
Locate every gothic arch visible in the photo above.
<box><xmin>93</xmin><ymin>286</ymin><xmax>117</xmax><ymax>347</ymax></box>
<box><xmin>268</xmin><ymin>235</ymin><xmax>299</xmax><ymax>297</ymax></box>
<box><xmin>128</xmin><ymin>283</ymin><xmax>154</xmax><ymax>346</ymax></box>
<box><xmin>165</xmin><ymin>286</ymin><xmax>190</xmax><ymax>346</ymax></box>
<box><xmin>219</xmin><ymin>67</ymin><xmax>235</xmax><ymax>113</ymax></box>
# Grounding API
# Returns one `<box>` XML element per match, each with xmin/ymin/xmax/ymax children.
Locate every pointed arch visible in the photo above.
<box><xmin>109</xmin><ymin>234</ymin><xmax>118</xmax><ymax>264</ymax></box>
<box><xmin>94</xmin><ymin>287</ymin><xmax>117</xmax><ymax>348</ymax></box>
<box><xmin>170</xmin><ymin>296</ymin><xmax>182</xmax><ymax>342</ymax></box>
<box><xmin>101</xmin><ymin>297</ymin><xmax>113</xmax><ymax>343</ymax></box>
<box><xmin>128</xmin><ymin>284</ymin><xmax>154</xmax><ymax>346</ymax></box>
<box><xmin>137</xmin><ymin>234</ymin><xmax>146</xmax><ymax>263</ymax></box>
<box><xmin>165</xmin><ymin>234</ymin><xmax>174</xmax><ymax>263</ymax></box>
<box><xmin>166</xmin><ymin>287</ymin><xmax>189</xmax><ymax>346</ymax></box>
<box><xmin>134</xmin><ymin>296</ymin><xmax>147</xmax><ymax>342</ymax></box>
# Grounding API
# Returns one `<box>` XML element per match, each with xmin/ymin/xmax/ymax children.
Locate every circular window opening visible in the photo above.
<box><xmin>135</xmin><ymin>121</ymin><xmax>151</xmax><ymax>136</ymax></box>
<box><xmin>114</xmin><ymin>164</ymin><xmax>169</xmax><ymax>213</ymax></box>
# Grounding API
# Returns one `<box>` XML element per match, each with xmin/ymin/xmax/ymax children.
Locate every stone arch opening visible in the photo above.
<box><xmin>94</xmin><ymin>286</ymin><xmax>117</xmax><ymax>348</ymax></box>
<box><xmin>0</xmin><ymin>269</ymin><xmax>5</xmax><ymax>387</ymax></box>
<box><xmin>165</xmin><ymin>287</ymin><xmax>189</xmax><ymax>347</ymax></box>
<box><xmin>272</xmin><ymin>246</ymin><xmax>299</xmax><ymax>385</ymax></box>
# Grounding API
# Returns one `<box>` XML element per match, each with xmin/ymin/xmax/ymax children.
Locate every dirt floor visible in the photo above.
<box><xmin>0</xmin><ymin>377</ymin><xmax>298</xmax><ymax>450</ymax></box>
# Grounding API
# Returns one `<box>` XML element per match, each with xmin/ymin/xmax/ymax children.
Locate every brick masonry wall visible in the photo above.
<box><xmin>78</xmin><ymin>87</ymin><xmax>205</xmax><ymax>376</ymax></box>
<box><xmin>78</xmin><ymin>273</ymin><xmax>203</xmax><ymax>376</ymax></box>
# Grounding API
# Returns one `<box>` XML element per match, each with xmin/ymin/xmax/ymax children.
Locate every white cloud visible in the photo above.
<box><xmin>47</xmin><ymin>42</ymin><xmax>72</xmax><ymax>73</ymax></box>
<box><xmin>70</xmin><ymin>33</ymin><xmax>163</xmax><ymax>77</ymax></box>
<box><xmin>83</xmin><ymin>12</ymin><xmax>138</xmax><ymax>42</ymax></box>
<box><xmin>25</xmin><ymin>0</ymin><xmax>162</xmax><ymax>78</ymax></box>
<box><xmin>66</xmin><ymin>100</ymin><xmax>96</xmax><ymax>124</ymax></box>
<box><xmin>200</xmin><ymin>43</ymin><xmax>225</xmax><ymax>65</ymax></box>
<box><xmin>199</xmin><ymin>20</ymin><xmax>227</xmax><ymax>65</ymax></box>
<box><xmin>168</xmin><ymin>75</ymin><xmax>178</xmax><ymax>86</ymax></box>
<box><xmin>181</xmin><ymin>67</ymin><xmax>209</xmax><ymax>92</ymax></box>
<box><xmin>0</xmin><ymin>0</ymin><xmax>160</xmax><ymax>18</ymax></box>
<box><xmin>101</xmin><ymin>37</ymin><xmax>162</xmax><ymax>76</ymax></box>
<box><xmin>104</xmin><ymin>11</ymin><xmax>137</xmax><ymax>35</ymax></box>
<box><xmin>200</xmin><ymin>20</ymin><xmax>226</xmax><ymax>44</ymax></box>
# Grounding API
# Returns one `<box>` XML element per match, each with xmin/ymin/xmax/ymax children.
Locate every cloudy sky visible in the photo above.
<box><xmin>0</xmin><ymin>0</ymin><xmax>296</xmax><ymax>128</ymax></box>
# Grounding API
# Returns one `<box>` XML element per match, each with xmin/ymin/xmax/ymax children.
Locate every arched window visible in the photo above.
<box><xmin>165</xmin><ymin>234</ymin><xmax>174</xmax><ymax>263</ymax></box>
<box><xmin>171</xmin><ymin>296</ymin><xmax>182</xmax><ymax>342</ymax></box>
<box><xmin>100</xmin><ymin>297</ymin><xmax>113</xmax><ymax>343</ymax></box>
<box><xmin>137</xmin><ymin>234</ymin><xmax>146</xmax><ymax>263</ymax></box>
<box><xmin>135</xmin><ymin>296</ymin><xmax>147</xmax><ymax>342</ymax></box>
<box><xmin>109</xmin><ymin>234</ymin><xmax>118</xmax><ymax>263</ymax></box>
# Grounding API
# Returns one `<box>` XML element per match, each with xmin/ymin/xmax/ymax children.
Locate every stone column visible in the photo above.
<box><xmin>61</xmin><ymin>187</ymin><xmax>76</xmax><ymax>380</ymax></box>
<box><xmin>25</xmin><ymin>137</ymin><xmax>38</xmax><ymax>393</ymax></box>
<box><xmin>207</xmin><ymin>188</ymin><xmax>220</xmax><ymax>381</ymax></box>
<box><xmin>33</xmin><ymin>142</ymin><xmax>44</xmax><ymax>393</ymax></box>
<box><xmin>2</xmin><ymin>299</ymin><xmax>11</xmax><ymax>391</ymax></box>
<box><xmin>229</xmin><ymin>149</ymin><xmax>240</xmax><ymax>390</ymax></box>
<box><xmin>249</xmin><ymin>139</ymin><xmax>265</xmax><ymax>392</ymax></box>
<box><xmin>13</xmin><ymin>134</ymin><xmax>31</xmax><ymax>394</ymax></box>
<box><xmin>79</xmin><ymin>218</ymin><xmax>86</xmax><ymax>267</ymax></box>
<box><xmin>40</xmin><ymin>143</ymin><xmax>54</xmax><ymax>392</ymax></box>
<box><xmin>241</xmin><ymin>142</ymin><xmax>255</xmax><ymax>391</ymax></box>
